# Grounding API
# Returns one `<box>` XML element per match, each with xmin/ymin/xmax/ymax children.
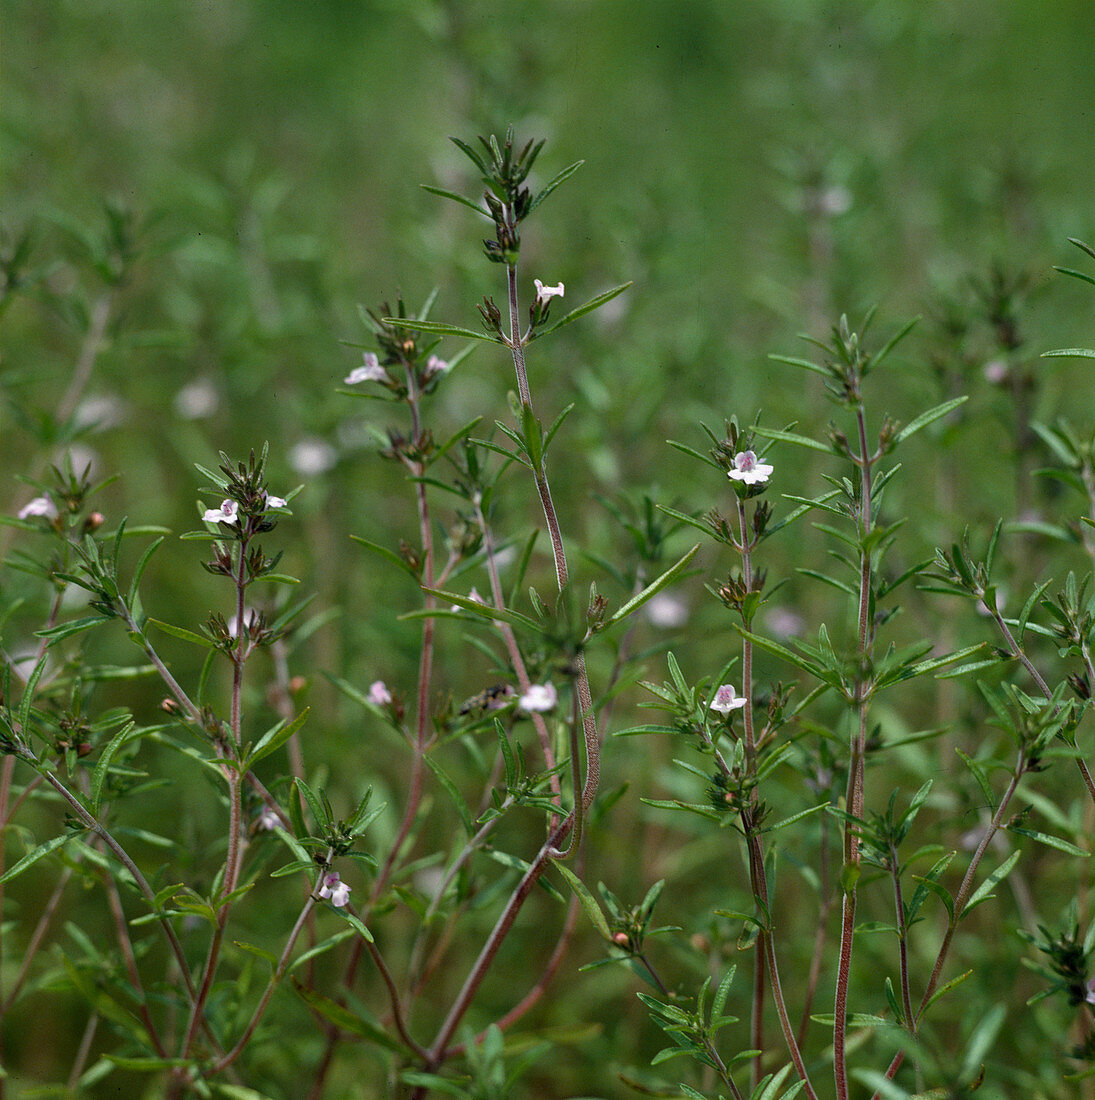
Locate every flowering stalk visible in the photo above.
<box><xmin>833</xmin><ymin>400</ymin><xmax>875</xmax><ymax>1100</ymax></box>
<box><xmin>726</xmin><ymin>452</ymin><xmax>818</xmax><ymax>1099</ymax></box>
<box><xmin>501</xmin><ymin>268</ymin><xmax>600</xmax><ymax>831</ymax></box>
<box><xmin>473</xmin><ymin>493</ymin><xmax>562</xmax><ymax>805</ymax></box>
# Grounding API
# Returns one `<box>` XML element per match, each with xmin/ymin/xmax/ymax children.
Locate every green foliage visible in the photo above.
<box><xmin>8</xmin><ymin>4</ymin><xmax>1095</xmax><ymax>1098</ymax></box>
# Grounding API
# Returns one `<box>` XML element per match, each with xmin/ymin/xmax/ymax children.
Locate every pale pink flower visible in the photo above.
<box><xmin>534</xmin><ymin>279</ymin><xmax>565</xmax><ymax>305</ymax></box>
<box><xmin>368</xmin><ymin>680</ymin><xmax>392</xmax><ymax>706</ymax></box>
<box><xmin>345</xmin><ymin>352</ymin><xmax>387</xmax><ymax>385</ymax></box>
<box><xmin>18</xmin><ymin>496</ymin><xmax>58</xmax><ymax>521</ymax></box>
<box><xmin>424</xmin><ymin>354</ymin><xmax>449</xmax><ymax>378</ymax></box>
<box><xmin>203</xmin><ymin>499</ymin><xmax>239</xmax><ymax>525</ymax></box>
<box><xmin>258</xmin><ymin>808</ymin><xmax>281</xmax><ymax>831</ymax></box>
<box><xmin>263</xmin><ymin>492</ymin><xmax>288</xmax><ymax>510</ymax></box>
<box><xmin>710</xmin><ymin>684</ymin><xmax>746</xmax><ymax>714</ymax></box>
<box><xmin>520</xmin><ymin>683</ymin><xmax>557</xmax><ymax>712</ymax></box>
<box><xmin>728</xmin><ymin>450</ymin><xmax>773</xmax><ymax>486</ymax></box>
<box><xmin>983</xmin><ymin>359</ymin><xmax>1009</xmax><ymax>385</ymax></box>
<box><xmin>318</xmin><ymin>871</ymin><xmax>350</xmax><ymax>908</ymax></box>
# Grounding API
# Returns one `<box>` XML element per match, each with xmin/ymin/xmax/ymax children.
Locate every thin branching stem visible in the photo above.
<box><xmin>835</xmin><ymin>401</ymin><xmax>875</xmax><ymax>1100</ymax></box>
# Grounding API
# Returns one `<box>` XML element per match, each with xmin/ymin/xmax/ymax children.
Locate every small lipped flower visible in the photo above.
<box><xmin>262</xmin><ymin>491</ymin><xmax>288</xmax><ymax>511</ymax></box>
<box><xmin>519</xmin><ymin>682</ymin><xmax>557</xmax><ymax>712</ymax></box>
<box><xmin>317</xmin><ymin>871</ymin><xmax>351</xmax><ymax>908</ymax></box>
<box><xmin>1086</xmin><ymin>977</ymin><xmax>1095</xmax><ymax>1006</ymax></box>
<box><xmin>728</xmin><ymin>450</ymin><xmax>773</xmax><ymax>487</ymax></box>
<box><xmin>203</xmin><ymin>499</ymin><xmax>239</xmax><ymax>525</ymax></box>
<box><xmin>18</xmin><ymin>496</ymin><xmax>58</xmax><ymax>521</ymax></box>
<box><xmin>368</xmin><ymin>680</ymin><xmax>392</xmax><ymax>706</ymax></box>
<box><xmin>345</xmin><ymin>352</ymin><xmax>388</xmax><ymax>385</ymax></box>
<box><xmin>710</xmin><ymin>684</ymin><xmax>747</xmax><ymax>714</ymax></box>
<box><xmin>534</xmin><ymin>279</ymin><xmax>565</xmax><ymax>306</ymax></box>
<box><xmin>257</xmin><ymin>808</ymin><xmax>281</xmax><ymax>831</ymax></box>
<box><xmin>423</xmin><ymin>354</ymin><xmax>450</xmax><ymax>379</ymax></box>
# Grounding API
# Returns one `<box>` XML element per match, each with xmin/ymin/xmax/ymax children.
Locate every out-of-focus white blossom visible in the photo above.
<box><xmin>175</xmin><ymin>379</ymin><xmax>220</xmax><ymax>419</ymax></box>
<box><xmin>290</xmin><ymin>439</ymin><xmax>337</xmax><ymax>476</ymax></box>
<box><xmin>519</xmin><ymin>683</ymin><xmax>557</xmax><ymax>712</ymax></box>
<box><xmin>18</xmin><ymin>496</ymin><xmax>58</xmax><ymax>521</ymax></box>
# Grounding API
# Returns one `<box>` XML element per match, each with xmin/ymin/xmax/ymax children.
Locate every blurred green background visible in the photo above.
<box><xmin>6</xmin><ymin>1</ymin><xmax>1095</xmax><ymax>1096</ymax></box>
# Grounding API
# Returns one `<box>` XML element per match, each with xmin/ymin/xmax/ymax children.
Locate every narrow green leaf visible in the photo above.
<box><xmin>233</xmin><ymin>940</ymin><xmax>277</xmax><ymax>967</ymax></box>
<box><xmin>666</xmin><ymin>439</ymin><xmax>722</xmax><ymax>470</ymax></box>
<box><xmin>529</xmin><ymin>282</ymin><xmax>632</xmax><ymax>340</ymax></box>
<box><xmin>146</xmin><ymin>618</ymin><xmax>216</xmax><ymax>649</ymax></box>
<box><xmin>765</xmin><ymin>803</ymin><xmax>827</xmax><ymax>832</ymax></box>
<box><xmin>521</xmin><ymin>402</ymin><xmax>544</xmax><ymax>471</ymax></box>
<box><xmin>287</xmin><ymin>929</ymin><xmax>355</xmax><ymax>973</ymax></box>
<box><xmin>1042</xmin><ymin>347</ymin><xmax>1095</xmax><ymax>360</ymax></box>
<box><xmin>425</xmin><ymin>754</ymin><xmax>473</xmax><ymax>833</ymax></box>
<box><xmin>604</xmin><ymin>544</ymin><xmax>700</xmax><ymax>628</ymax></box>
<box><xmin>921</xmin><ymin>968</ymin><xmax>973</xmax><ymax>1015</ymax></box>
<box><xmin>767</xmin><ymin>353</ymin><xmax>831</xmax><ymax>376</ymax></box>
<box><xmin>555</xmin><ymin>863</ymin><xmax>613</xmax><ymax>940</ymax></box>
<box><xmin>127</xmin><ymin>535</ymin><xmax>166</xmax><ymax>607</ymax></box>
<box><xmin>870</xmin><ymin>315</ymin><xmax>919</xmax><ymax>369</ymax></box>
<box><xmin>420</xmin><ymin>184</ymin><xmax>489</xmax><ymax>216</ymax></box>
<box><xmin>415</xmin><ymin>587</ymin><xmax>539</xmax><ymax>631</ymax></box>
<box><xmin>383</xmin><ymin>317</ymin><xmax>504</xmax><ymax>342</ymax></box>
<box><xmin>894</xmin><ymin>396</ymin><xmax>968</xmax><ymax>444</ymax></box>
<box><xmin>35</xmin><ymin>615</ymin><xmax>112</xmax><ymax>643</ymax></box>
<box><xmin>246</xmin><ymin>707</ymin><xmax>310</xmax><ymax>769</ymax></box>
<box><xmin>0</xmin><ymin>833</ymin><xmax>75</xmax><ymax>884</ymax></box>
<box><xmin>291</xmin><ymin>978</ymin><xmax>399</xmax><ymax>1047</ymax></box>
<box><xmin>962</xmin><ymin>849</ymin><xmax>1021</xmax><ymax>918</ymax></box>
<box><xmin>527</xmin><ymin>159</ymin><xmax>584</xmax><ymax>214</ymax></box>
<box><xmin>294</xmin><ymin>778</ymin><xmax>328</xmax><ymax>831</ymax></box>
<box><xmin>1005</xmin><ymin>824</ymin><xmax>1089</xmax><ymax>857</ymax></box>
<box><xmin>753</xmin><ymin>426</ymin><xmax>833</xmax><ymax>453</ymax></box>
<box><xmin>496</xmin><ymin>719</ymin><xmax>517</xmax><ymax>789</ymax></box>
<box><xmin>335</xmin><ymin>907</ymin><xmax>374</xmax><ymax>942</ymax></box>
<box><xmin>955</xmin><ymin>748</ymin><xmax>996</xmax><ymax>807</ymax></box>
<box><xmin>91</xmin><ymin>720</ymin><xmax>137</xmax><ymax>814</ymax></box>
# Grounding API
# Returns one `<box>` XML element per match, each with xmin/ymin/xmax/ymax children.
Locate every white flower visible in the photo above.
<box><xmin>290</xmin><ymin>439</ymin><xmax>337</xmax><ymax>476</ymax></box>
<box><xmin>18</xmin><ymin>496</ymin><xmax>58</xmax><ymax>521</ymax></box>
<box><xmin>644</xmin><ymin>592</ymin><xmax>688</xmax><ymax>628</ymax></box>
<box><xmin>520</xmin><ymin>683</ymin><xmax>557</xmax><ymax>712</ymax></box>
<box><xmin>174</xmin><ymin>378</ymin><xmax>219</xmax><ymax>420</ymax></box>
<box><xmin>345</xmin><ymin>352</ymin><xmax>388</xmax><ymax>385</ymax></box>
<box><xmin>368</xmin><ymin>680</ymin><xmax>392</xmax><ymax>706</ymax></box>
<box><xmin>424</xmin><ymin>354</ymin><xmax>449</xmax><ymax>378</ymax></box>
<box><xmin>228</xmin><ymin>608</ymin><xmax>258</xmax><ymax>636</ymax></box>
<box><xmin>263</xmin><ymin>492</ymin><xmax>288</xmax><ymax>510</ymax></box>
<box><xmin>1086</xmin><ymin>977</ymin><xmax>1095</xmax><ymax>1006</ymax></box>
<box><xmin>74</xmin><ymin>394</ymin><xmax>125</xmax><ymax>431</ymax></box>
<box><xmin>318</xmin><ymin>871</ymin><xmax>350</xmax><ymax>908</ymax></box>
<box><xmin>258</xmin><ymin>808</ymin><xmax>281</xmax><ymax>831</ymax></box>
<box><xmin>817</xmin><ymin>185</ymin><xmax>852</xmax><ymax>217</ymax></box>
<box><xmin>534</xmin><ymin>279</ymin><xmax>565</xmax><ymax>305</ymax></box>
<box><xmin>728</xmin><ymin>450</ymin><xmax>773</xmax><ymax>486</ymax></box>
<box><xmin>710</xmin><ymin>684</ymin><xmax>746</xmax><ymax>714</ymax></box>
<box><xmin>203</xmin><ymin>499</ymin><xmax>239</xmax><ymax>525</ymax></box>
